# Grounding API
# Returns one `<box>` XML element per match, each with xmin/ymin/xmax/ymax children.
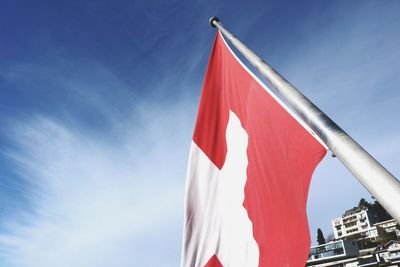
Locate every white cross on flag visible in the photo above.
<box><xmin>181</xmin><ymin>32</ymin><xmax>327</xmax><ymax>267</ymax></box>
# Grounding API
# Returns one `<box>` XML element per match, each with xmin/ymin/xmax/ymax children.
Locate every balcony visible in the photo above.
<box><xmin>343</xmin><ymin>216</ymin><xmax>357</xmax><ymax>224</ymax></box>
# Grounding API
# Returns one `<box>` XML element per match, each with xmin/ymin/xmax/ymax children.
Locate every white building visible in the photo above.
<box><xmin>332</xmin><ymin>208</ymin><xmax>371</xmax><ymax>239</ymax></box>
<box><xmin>331</xmin><ymin>205</ymin><xmax>395</xmax><ymax>245</ymax></box>
<box><xmin>358</xmin><ymin>240</ymin><xmax>400</xmax><ymax>266</ymax></box>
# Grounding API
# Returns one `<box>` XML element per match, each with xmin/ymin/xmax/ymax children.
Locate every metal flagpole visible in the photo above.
<box><xmin>209</xmin><ymin>16</ymin><xmax>400</xmax><ymax>224</ymax></box>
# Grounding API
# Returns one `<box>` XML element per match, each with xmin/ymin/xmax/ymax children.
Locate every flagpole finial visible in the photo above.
<box><xmin>209</xmin><ymin>16</ymin><xmax>220</xmax><ymax>27</ymax></box>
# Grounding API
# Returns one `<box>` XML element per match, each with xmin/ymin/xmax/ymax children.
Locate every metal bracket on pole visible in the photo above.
<box><xmin>209</xmin><ymin>16</ymin><xmax>400</xmax><ymax>224</ymax></box>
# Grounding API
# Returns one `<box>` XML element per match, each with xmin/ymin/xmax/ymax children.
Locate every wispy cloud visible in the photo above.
<box><xmin>0</xmin><ymin>59</ymin><xmax>197</xmax><ymax>266</ymax></box>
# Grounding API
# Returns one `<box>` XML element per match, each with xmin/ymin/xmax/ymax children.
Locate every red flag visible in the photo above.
<box><xmin>182</xmin><ymin>32</ymin><xmax>327</xmax><ymax>267</ymax></box>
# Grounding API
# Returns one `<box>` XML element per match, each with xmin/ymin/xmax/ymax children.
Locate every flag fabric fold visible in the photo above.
<box><xmin>182</xmin><ymin>32</ymin><xmax>327</xmax><ymax>267</ymax></box>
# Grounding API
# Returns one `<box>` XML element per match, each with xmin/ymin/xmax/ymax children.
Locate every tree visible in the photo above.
<box><xmin>358</xmin><ymin>198</ymin><xmax>369</xmax><ymax>207</ymax></box>
<box><xmin>317</xmin><ymin>228</ymin><xmax>326</xmax><ymax>245</ymax></box>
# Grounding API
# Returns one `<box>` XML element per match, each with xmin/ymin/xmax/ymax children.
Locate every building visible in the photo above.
<box><xmin>307</xmin><ymin>199</ymin><xmax>400</xmax><ymax>266</ymax></box>
<box><xmin>307</xmin><ymin>239</ymin><xmax>400</xmax><ymax>267</ymax></box>
<box><xmin>374</xmin><ymin>219</ymin><xmax>400</xmax><ymax>239</ymax></box>
<box><xmin>331</xmin><ymin>203</ymin><xmax>393</xmax><ymax>248</ymax></box>
<box><xmin>332</xmin><ymin>207</ymin><xmax>371</xmax><ymax>239</ymax></box>
<box><xmin>358</xmin><ymin>240</ymin><xmax>400</xmax><ymax>266</ymax></box>
<box><xmin>307</xmin><ymin>240</ymin><xmax>359</xmax><ymax>266</ymax></box>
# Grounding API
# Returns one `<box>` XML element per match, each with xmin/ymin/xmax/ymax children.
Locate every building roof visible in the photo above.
<box><xmin>373</xmin><ymin>240</ymin><xmax>400</xmax><ymax>252</ymax></box>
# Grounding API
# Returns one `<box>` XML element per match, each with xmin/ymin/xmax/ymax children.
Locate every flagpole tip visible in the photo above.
<box><xmin>209</xmin><ymin>16</ymin><xmax>220</xmax><ymax>27</ymax></box>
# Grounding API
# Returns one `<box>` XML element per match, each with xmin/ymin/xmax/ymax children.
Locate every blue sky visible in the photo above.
<box><xmin>0</xmin><ymin>0</ymin><xmax>400</xmax><ymax>266</ymax></box>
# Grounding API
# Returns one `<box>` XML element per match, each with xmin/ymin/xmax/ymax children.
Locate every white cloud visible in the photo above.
<box><xmin>0</xmin><ymin>91</ymin><xmax>196</xmax><ymax>266</ymax></box>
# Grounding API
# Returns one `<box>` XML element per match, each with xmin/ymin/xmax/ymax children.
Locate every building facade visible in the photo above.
<box><xmin>307</xmin><ymin>200</ymin><xmax>399</xmax><ymax>266</ymax></box>
<box><xmin>307</xmin><ymin>240</ymin><xmax>359</xmax><ymax>266</ymax></box>
<box><xmin>331</xmin><ymin>204</ymin><xmax>394</xmax><ymax>248</ymax></box>
<box><xmin>332</xmin><ymin>208</ymin><xmax>371</xmax><ymax>239</ymax></box>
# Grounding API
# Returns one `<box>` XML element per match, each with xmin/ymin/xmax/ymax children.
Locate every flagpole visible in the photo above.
<box><xmin>209</xmin><ymin>16</ymin><xmax>400</xmax><ymax>224</ymax></box>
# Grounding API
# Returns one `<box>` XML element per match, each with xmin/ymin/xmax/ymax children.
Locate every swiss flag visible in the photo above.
<box><xmin>181</xmin><ymin>32</ymin><xmax>327</xmax><ymax>267</ymax></box>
